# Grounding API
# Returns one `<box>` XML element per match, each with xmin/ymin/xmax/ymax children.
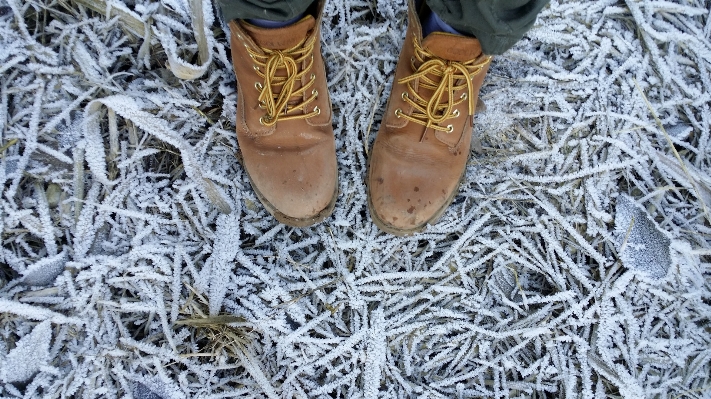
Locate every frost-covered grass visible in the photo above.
<box><xmin>1</xmin><ymin>0</ymin><xmax>711</xmax><ymax>398</ymax></box>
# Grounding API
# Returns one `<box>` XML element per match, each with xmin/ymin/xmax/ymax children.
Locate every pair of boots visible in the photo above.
<box><xmin>229</xmin><ymin>0</ymin><xmax>491</xmax><ymax>235</ymax></box>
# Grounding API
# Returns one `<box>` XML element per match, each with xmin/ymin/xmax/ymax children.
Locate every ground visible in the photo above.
<box><xmin>0</xmin><ymin>0</ymin><xmax>710</xmax><ymax>398</ymax></box>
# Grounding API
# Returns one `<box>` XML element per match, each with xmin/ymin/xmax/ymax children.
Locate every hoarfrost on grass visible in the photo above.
<box><xmin>0</xmin><ymin>320</ymin><xmax>52</xmax><ymax>383</ymax></box>
<box><xmin>614</xmin><ymin>195</ymin><xmax>671</xmax><ymax>279</ymax></box>
<box><xmin>1</xmin><ymin>0</ymin><xmax>710</xmax><ymax>398</ymax></box>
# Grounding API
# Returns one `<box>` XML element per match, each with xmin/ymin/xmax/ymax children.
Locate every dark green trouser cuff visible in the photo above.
<box><xmin>217</xmin><ymin>0</ymin><xmax>549</xmax><ymax>55</ymax></box>
<box><xmin>217</xmin><ymin>0</ymin><xmax>314</xmax><ymax>22</ymax></box>
<box><xmin>426</xmin><ymin>0</ymin><xmax>549</xmax><ymax>55</ymax></box>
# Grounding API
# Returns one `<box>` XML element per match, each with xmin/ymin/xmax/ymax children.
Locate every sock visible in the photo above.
<box><xmin>247</xmin><ymin>13</ymin><xmax>303</xmax><ymax>29</ymax></box>
<box><xmin>423</xmin><ymin>11</ymin><xmax>461</xmax><ymax>36</ymax></box>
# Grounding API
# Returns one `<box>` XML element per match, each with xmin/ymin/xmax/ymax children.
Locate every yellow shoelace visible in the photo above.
<box><xmin>247</xmin><ymin>36</ymin><xmax>320</xmax><ymax>127</ymax></box>
<box><xmin>396</xmin><ymin>40</ymin><xmax>491</xmax><ymax>133</ymax></box>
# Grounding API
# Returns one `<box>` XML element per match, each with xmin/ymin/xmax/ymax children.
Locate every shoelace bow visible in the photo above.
<box><xmin>247</xmin><ymin>36</ymin><xmax>320</xmax><ymax>127</ymax></box>
<box><xmin>397</xmin><ymin>40</ymin><xmax>491</xmax><ymax>133</ymax></box>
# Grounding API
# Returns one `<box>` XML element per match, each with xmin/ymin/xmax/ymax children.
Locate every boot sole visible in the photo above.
<box><xmin>238</xmin><ymin>151</ymin><xmax>339</xmax><ymax>228</ymax></box>
<box><xmin>366</xmin><ymin>154</ymin><xmax>467</xmax><ymax>236</ymax></box>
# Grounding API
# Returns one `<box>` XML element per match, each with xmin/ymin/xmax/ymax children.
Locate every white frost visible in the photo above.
<box><xmin>0</xmin><ymin>321</ymin><xmax>52</xmax><ymax>383</ymax></box>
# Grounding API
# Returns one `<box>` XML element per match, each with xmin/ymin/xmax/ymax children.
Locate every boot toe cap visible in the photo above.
<box><xmin>243</xmin><ymin>145</ymin><xmax>337</xmax><ymax>223</ymax></box>
<box><xmin>368</xmin><ymin>156</ymin><xmax>458</xmax><ymax>232</ymax></box>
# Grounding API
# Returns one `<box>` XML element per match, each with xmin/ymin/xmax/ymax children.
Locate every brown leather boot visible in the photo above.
<box><xmin>229</xmin><ymin>2</ymin><xmax>337</xmax><ymax>227</ymax></box>
<box><xmin>367</xmin><ymin>0</ymin><xmax>491</xmax><ymax>235</ymax></box>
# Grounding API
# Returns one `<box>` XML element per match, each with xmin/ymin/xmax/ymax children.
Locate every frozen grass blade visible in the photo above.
<box><xmin>634</xmin><ymin>79</ymin><xmax>711</xmax><ymax>224</ymax></box>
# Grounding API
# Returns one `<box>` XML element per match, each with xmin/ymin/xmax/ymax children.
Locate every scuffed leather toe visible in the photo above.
<box><xmin>244</xmin><ymin>141</ymin><xmax>337</xmax><ymax>221</ymax></box>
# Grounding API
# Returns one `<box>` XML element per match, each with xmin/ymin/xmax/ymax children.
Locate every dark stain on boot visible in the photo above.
<box><xmin>377</xmin><ymin>177</ymin><xmax>384</xmax><ymax>184</ymax></box>
<box><xmin>414</xmin><ymin>187</ymin><xmax>419</xmax><ymax>192</ymax></box>
<box><xmin>407</xmin><ymin>206</ymin><xmax>415</xmax><ymax>214</ymax></box>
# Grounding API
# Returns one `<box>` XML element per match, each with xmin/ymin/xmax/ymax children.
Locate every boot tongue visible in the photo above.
<box><xmin>240</xmin><ymin>16</ymin><xmax>316</xmax><ymax>50</ymax></box>
<box><xmin>421</xmin><ymin>32</ymin><xmax>483</xmax><ymax>62</ymax></box>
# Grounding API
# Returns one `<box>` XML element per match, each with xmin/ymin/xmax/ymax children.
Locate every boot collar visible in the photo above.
<box><xmin>421</xmin><ymin>32</ymin><xmax>483</xmax><ymax>62</ymax></box>
<box><xmin>240</xmin><ymin>16</ymin><xmax>316</xmax><ymax>51</ymax></box>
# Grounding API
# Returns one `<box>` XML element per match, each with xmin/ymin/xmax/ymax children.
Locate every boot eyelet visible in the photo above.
<box><xmin>259</xmin><ymin>101</ymin><xmax>266</xmax><ymax>109</ymax></box>
<box><xmin>460</xmin><ymin>93</ymin><xmax>468</xmax><ymax>100</ymax></box>
<box><xmin>259</xmin><ymin>116</ymin><xmax>266</xmax><ymax>125</ymax></box>
<box><xmin>395</xmin><ymin>109</ymin><xmax>402</xmax><ymax>118</ymax></box>
<box><xmin>255</xmin><ymin>82</ymin><xmax>263</xmax><ymax>91</ymax></box>
<box><xmin>401</xmin><ymin>92</ymin><xmax>408</xmax><ymax>100</ymax></box>
<box><xmin>446</xmin><ymin>125</ymin><xmax>454</xmax><ymax>133</ymax></box>
<box><xmin>312</xmin><ymin>89</ymin><xmax>318</xmax><ymax>96</ymax></box>
<box><xmin>314</xmin><ymin>106</ymin><xmax>321</xmax><ymax>115</ymax></box>
<box><xmin>253</xmin><ymin>65</ymin><xmax>260</xmax><ymax>71</ymax></box>
<box><xmin>453</xmin><ymin>109</ymin><xmax>460</xmax><ymax>117</ymax></box>
<box><xmin>310</xmin><ymin>73</ymin><xmax>316</xmax><ymax>80</ymax></box>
